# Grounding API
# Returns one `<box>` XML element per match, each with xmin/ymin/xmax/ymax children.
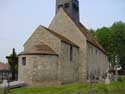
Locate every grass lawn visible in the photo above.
<box><xmin>0</xmin><ymin>77</ymin><xmax>125</xmax><ymax>94</ymax></box>
<box><xmin>8</xmin><ymin>81</ymin><xmax>125</xmax><ymax>94</ymax></box>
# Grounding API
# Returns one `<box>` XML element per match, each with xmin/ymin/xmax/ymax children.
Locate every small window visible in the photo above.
<box><xmin>96</xmin><ymin>49</ymin><xmax>98</xmax><ymax>55</ymax></box>
<box><xmin>64</xmin><ymin>3</ymin><xmax>69</xmax><ymax>8</ymax></box>
<box><xmin>73</xmin><ymin>3</ymin><xmax>79</xmax><ymax>11</ymax></box>
<box><xmin>58</xmin><ymin>4</ymin><xmax>63</xmax><ymax>8</ymax></box>
<box><xmin>70</xmin><ymin>46</ymin><xmax>73</xmax><ymax>61</ymax></box>
<box><xmin>22</xmin><ymin>57</ymin><xmax>26</xmax><ymax>66</ymax></box>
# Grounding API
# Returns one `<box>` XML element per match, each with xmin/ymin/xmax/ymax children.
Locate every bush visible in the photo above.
<box><xmin>0</xmin><ymin>88</ymin><xmax>11</xmax><ymax>94</ymax></box>
<box><xmin>117</xmin><ymin>76</ymin><xmax>125</xmax><ymax>82</ymax></box>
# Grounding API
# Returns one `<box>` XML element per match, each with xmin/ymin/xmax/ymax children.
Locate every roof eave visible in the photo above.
<box><xmin>87</xmin><ymin>40</ymin><xmax>107</xmax><ymax>55</ymax></box>
<box><xmin>18</xmin><ymin>52</ymin><xmax>58</xmax><ymax>56</ymax></box>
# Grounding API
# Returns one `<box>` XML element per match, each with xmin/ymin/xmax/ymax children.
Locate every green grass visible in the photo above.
<box><xmin>10</xmin><ymin>80</ymin><xmax>125</xmax><ymax>94</ymax></box>
<box><xmin>0</xmin><ymin>77</ymin><xmax>124</xmax><ymax>94</ymax></box>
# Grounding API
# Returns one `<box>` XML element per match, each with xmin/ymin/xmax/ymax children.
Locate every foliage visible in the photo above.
<box><xmin>117</xmin><ymin>76</ymin><xmax>125</xmax><ymax>82</ymax></box>
<box><xmin>0</xmin><ymin>88</ymin><xmax>11</xmax><ymax>94</ymax></box>
<box><xmin>91</xmin><ymin>21</ymin><xmax>125</xmax><ymax>67</ymax></box>
<box><xmin>6</xmin><ymin>48</ymin><xmax>18</xmax><ymax>80</ymax></box>
<box><xmin>111</xmin><ymin>22</ymin><xmax>125</xmax><ymax>67</ymax></box>
<box><xmin>10</xmin><ymin>81</ymin><xmax>125</xmax><ymax>94</ymax></box>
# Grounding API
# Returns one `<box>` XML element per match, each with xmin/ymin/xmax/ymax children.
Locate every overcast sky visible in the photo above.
<box><xmin>0</xmin><ymin>0</ymin><xmax>125</xmax><ymax>62</ymax></box>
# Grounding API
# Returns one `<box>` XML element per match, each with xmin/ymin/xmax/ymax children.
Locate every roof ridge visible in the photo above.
<box><xmin>78</xmin><ymin>23</ymin><xmax>106</xmax><ymax>52</ymax></box>
<box><xmin>60</xmin><ymin>8</ymin><xmax>106</xmax><ymax>54</ymax></box>
<box><xmin>19</xmin><ymin>43</ymin><xmax>58</xmax><ymax>56</ymax></box>
<box><xmin>40</xmin><ymin>25</ymin><xmax>79</xmax><ymax>48</ymax></box>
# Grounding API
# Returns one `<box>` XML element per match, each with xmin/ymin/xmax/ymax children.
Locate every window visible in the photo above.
<box><xmin>64</xmin><ymin>3</ymin><xmax>69</xmax><ymax>8</ymax></box>
<box><xmin>22</xmin><ymin>57</ymin><xmax>26</xmax><ymax>66</ymax></box>
<box><xmin>73</xmin><ymin>3</ymin><xmax>79</xmax><ymax>11</ymax></box>
<box><xmin>96</xmin><ymin>49</ymin><xmax>98</xmax><ymax>55</ymax></box>
<box><xmin>70</xmin><ymin>46</ymin><xmax>73</xmax><ymax>61</ymax></box>
<box><xmin>58</xmin><ymin>4</ymin><xmax>63</xmax><ymax>8</ymax></box>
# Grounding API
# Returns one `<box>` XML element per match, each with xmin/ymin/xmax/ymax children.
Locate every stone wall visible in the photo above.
<box><xmin>87</xmin><ymin>42</ymin><xmax>109</xmax><ymax>80</ymax></box>
<box><xmin>18</xmin><ymin>55</ymin><xmax>59</xmax><ymax>87</ymax></box>
<box><xmin>58</xmin><ymin>42</ymin><xmax>79</xmax><ymax>84</ymax></box>
<box><xmin>18</xmin><ymin>41</ymin><xmax>80</xmax><ymax>86</ymax></box>
<box><xmin>18</xmin><ymin>55</ymin><xmax>33</xmax><ymax>85</ymax></box>
<box><xmin>24</xmin><ymin>26</ymin><xmax>61</xmax><ymax>54</ymax></box>
<box><xmin>18</xmin><ymin>7</ymin><xmax>109</xmax><ymax>86</ymax></box>
<box><xmin>18</xmin><ymin>24</ymin><xmax>80</xmax><ymax>86</ymax></box>
<box><xmin>49</xmin><ymin>8</ymin><xmax>87</xmax><ymax>81</ymax></box>
<box><xmin>19</xmin><ymin>25</ymin><xmax>62</xmax><ymax>86</ymax></box>
<box><xmin>32</xmin><ymin>55</ymin><xmax>59</xmax><ymax>87</ymax></box>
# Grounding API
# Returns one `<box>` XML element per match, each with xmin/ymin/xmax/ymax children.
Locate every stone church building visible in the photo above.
<box><xmin>18</xmin><ymin>0</ymin><xmax>109</xmax><ymax>87</ymax></box>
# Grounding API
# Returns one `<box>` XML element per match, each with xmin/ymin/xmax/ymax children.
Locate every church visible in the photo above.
<box><xmin>18</xmin><ymin>0</ymin><xmax>109</xmax><ymax>87</ymax></box>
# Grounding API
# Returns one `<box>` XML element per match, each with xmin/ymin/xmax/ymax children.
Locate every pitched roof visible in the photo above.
<box><xmin>61</xmin><ymin>8</ymin><xmax>106</xmax><ymax>53</ymax></box>
<box><xmin>40</xmin><ymin>25</ymin><xmax>79</xmax><ymax>48</ymax></box>
<box><xmin>76</xmin><ymin>23</ymin><xmax>106</xmax><ymax>53</ymax></box>
<box><xmin>0</xmin><ymin>63</ymin><xmax>10</xmax><ymax>70</ymax></box>
<box><xmin>19</xmin><ymin>44</ymin><xmax>58</xmax><ymax>56</ymax></box>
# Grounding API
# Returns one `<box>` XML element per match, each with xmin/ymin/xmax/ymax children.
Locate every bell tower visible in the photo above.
<box><xmin>56</xmin><ymin>0</ymin><xmax>80</xmax><ymax>22</ymax></box>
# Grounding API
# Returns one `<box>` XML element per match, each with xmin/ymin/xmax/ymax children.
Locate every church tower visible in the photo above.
<box><xmin>56</xmin><ymin>0</ymin><xmax>80</xmax><ymax>22</ymax></box>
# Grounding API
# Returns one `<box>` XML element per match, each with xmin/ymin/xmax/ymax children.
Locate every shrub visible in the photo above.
<box><xmin>0</xmin><ymin>88</ymin><xmax>11</xmax><ymax>94</ymax></box>
<box><xmin>117</xmin><ymin>76</ymin><xmax>125</xmax><ymax>82</ymax></box>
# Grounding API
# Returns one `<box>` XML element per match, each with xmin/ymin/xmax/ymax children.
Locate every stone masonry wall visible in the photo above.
<box><xmin>58</xmin><ymin>42</ymin><xmax>79</xmax><ymax>84</ymax></box>
<box><xmin>24</xmin><ymin>26</ymin><xmax>61</xmax><ymax>54</ymax></box>
<box><xmin>49</xmin><ymin>8</ymin><xmax>87</xmax><ymax>82</ymax></box>
<box><xmin>87</xmin><ymin>42</ymin><xmax>109</xmax><ymax>80</ymax></box>
<box><xmin>18</xmin><ymin>55</ymin><xmax>59</xmax><ymax>87</ymax></box>
<box><xmin>18</xmin><ymin>41</ymin><xmax>80</xmax><ymax>86</ymax></box>
<box><xmin>18</xmin><ymin>55</ymin><xmax>34</xmax><ymax>86</ymax></box>
<box><xmin>32</xmin><ymin>55</ymin><xmax>59</xmax><ymax>87</ymax></box>
<box><xmin>19</xmin><ymin>25</ymin><xmax>62</xmax><ymax>86</ymax></box>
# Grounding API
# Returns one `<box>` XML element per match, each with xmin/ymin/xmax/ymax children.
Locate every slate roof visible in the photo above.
<box><xmin>19</xmin><ymin>44</ymin><xmax>58</xmax><ymax>56</ymax></box>
<box><xmin>40</xmin><ymin>25</ymin><xmax>79</xmax><ymax>48</ymax></box>
<box><xmin>62</xmin><ymin>8</ymin><xmax>106</xmax><ymax>53</ymax></box>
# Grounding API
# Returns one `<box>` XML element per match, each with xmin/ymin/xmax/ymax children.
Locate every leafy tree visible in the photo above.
<box><xmin>111</xmin><ymin>21</ymin><xmax>125</xmax><ymax>68</ymax></box>
<box><xmin>90</xmin><ymin>29</ymin><xmax>96</xmax><ymax>36</ymax></box>
<box><xmin>92</xmin><ymin>21</ymin><xmax>125</xmax><ymax>69</ymax></box>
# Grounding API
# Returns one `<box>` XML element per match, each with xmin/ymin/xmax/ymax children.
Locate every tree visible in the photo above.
<box><xmin>6</xmin><ymin>48</ymin><xmax>18</xmax><ymax>80</ymax></box>
<box><xmin>92</xmin><ymin>21</ymin><xmax>125</xmax><ymax>69</ymax></box>
<box><xmin>111</xmin><ymin>21</ymin><xmax>125</xmax><ymax>68</ymax></box>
